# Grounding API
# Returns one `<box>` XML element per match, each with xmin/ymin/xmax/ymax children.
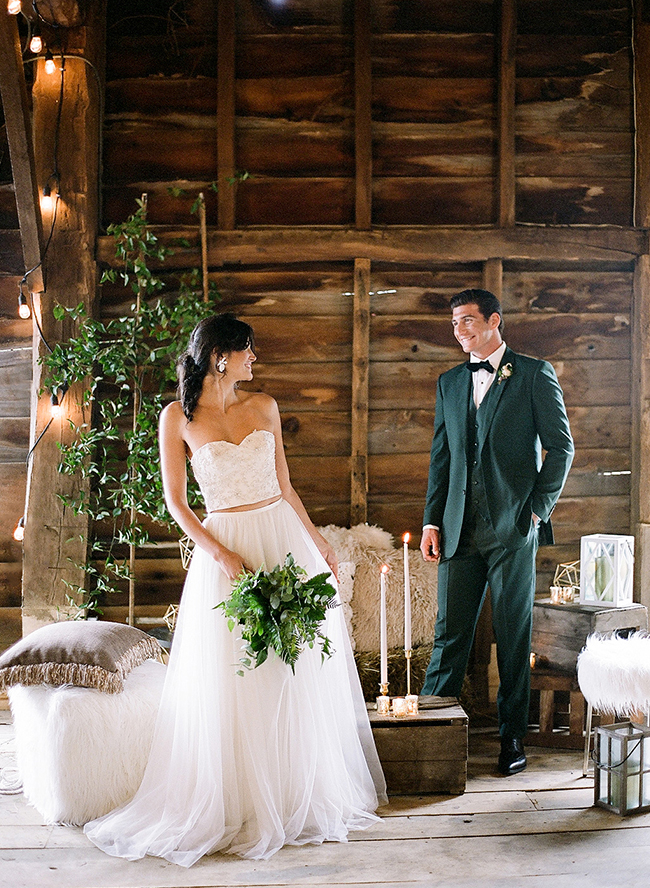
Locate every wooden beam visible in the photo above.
<box><xmin>634</xmin><ymin>5</ymin><xmax>650</xmax><ymax>226</ymax></box>
<box><xmin>497</xmin><ymin>0</ymin><xmax>516</xmax><ymax>226</ymax></box>
<box><xmin>632</xmin><ymin>254</ymin><xmax>650</xmax><ymax>610</ymax></box>
<box><xmin>0</xmin><ymin>230</ymin><xmax>24</xmax><ymax>274</ymax></box>
<box><xmin>483</xmin><ymin>257</ymin><xmax>503</xmax><ymax>299</ymax></box>
<box><xmin>0</xmin><ymin>13</ymin><xmax>44</xmax><ymax>293</ymax></box>
<box><xmin>217</xmin><ymin>0</ymin><xmax>236</xmax><ymax>230</ymax></box>
<box><xmin>354</xmin><ymin>0</ymin><xmax>372</xmax><ymax>230</ymax></box>
<box><xmin>351</xmin><ymin>258</ymin><xmax>370</xmax><ymax>525</ymax></box>
<box><xmin>97</xmin><ymin>226</ymin><xmax>648</xmax><ymax>269</ymax></box>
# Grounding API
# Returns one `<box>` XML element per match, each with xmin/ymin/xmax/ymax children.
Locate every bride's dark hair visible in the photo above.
<box><xmin>177</xmin><ymin>313</ymin><xmax>255</xmax><ymax>421</ymax></box>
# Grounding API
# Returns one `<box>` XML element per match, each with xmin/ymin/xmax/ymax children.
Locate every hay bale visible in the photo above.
<box><xmin>318</xmin><ymin>523</ymin><xmax>438</xmax><ymax>653</ymax></box>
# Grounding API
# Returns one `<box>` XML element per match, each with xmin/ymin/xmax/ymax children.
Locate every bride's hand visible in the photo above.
<box><xmin>316</xmin><ymin>538</ymin><xmax>338</xmax><ymax>581</ymax></box>
<box><xmin>214</xmin><ymin>547</ymin><xmax>249</xmax><ymax>581</ymax></box>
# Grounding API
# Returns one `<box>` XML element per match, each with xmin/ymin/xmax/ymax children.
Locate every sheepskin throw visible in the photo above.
<box><xmin>577</xmin><ymin>632</ymin><xmax>650</xmax><ymax>716</ymax></box>
<box><xmin>0</xmin><ymin>621</ymin><xmax>162</xmax><ymax>694</ymax></box>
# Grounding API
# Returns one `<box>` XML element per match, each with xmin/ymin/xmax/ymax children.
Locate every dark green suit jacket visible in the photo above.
<box><xmin>423</xmin><ymin>346</ymin><xmax>574</xmax><ymax>559</ymax></box>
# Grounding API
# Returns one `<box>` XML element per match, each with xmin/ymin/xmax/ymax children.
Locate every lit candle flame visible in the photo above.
<box><xmin>403</xmin><ymin>531</ymin><xmax>411</xmax><ymax>544</ymax></box>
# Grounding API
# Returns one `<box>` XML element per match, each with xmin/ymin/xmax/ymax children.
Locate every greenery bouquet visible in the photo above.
<box><xmin>216</xmin><ymin>554</ymin><xmax>337</xmax><ymax>675</ymax></box>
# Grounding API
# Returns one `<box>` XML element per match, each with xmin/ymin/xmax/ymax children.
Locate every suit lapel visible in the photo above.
<box><xmin>476</xmin><ymin>347</ymin><xmax>515</xmax><ymax>450</ymax></box>
<box><xmin>449</xmin><ymin>363</ymin><xmax>472</xmax><ymax>445</ymax></box>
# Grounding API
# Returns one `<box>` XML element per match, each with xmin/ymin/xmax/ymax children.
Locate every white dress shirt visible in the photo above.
<box><xmin>471</xmin><ymin>341</ymin><xmax>507</xmax><ymax>407</ymax></box>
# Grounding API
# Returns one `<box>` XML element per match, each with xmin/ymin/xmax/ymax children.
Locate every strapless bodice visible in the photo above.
<box><xmin>190</xmin><ymin>429</ymin><xmax>282</xmax><ymax>512</ymax></box>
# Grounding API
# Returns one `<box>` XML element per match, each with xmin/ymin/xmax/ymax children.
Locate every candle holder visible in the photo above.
<box><xmin>406</xmin><ymin>694</ymin><xmax>419</xmax><ymax>716</ymax></box>
<box><xmin>376</xmin><ymin>682</ymin><xmax>390</xmax><ymax>716</ymax></box>
<box><xmin>392</xmin><ymin>697</ymin><xmax>408</xmax><ymax>718</ymax></box>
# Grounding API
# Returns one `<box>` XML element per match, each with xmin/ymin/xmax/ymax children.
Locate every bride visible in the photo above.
<box><xmin>84</xmin><ymin>313</ymin><xmax>387</xmax><ymax>866</ymax></box>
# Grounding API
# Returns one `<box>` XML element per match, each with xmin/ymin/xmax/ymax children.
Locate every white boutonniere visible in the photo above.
<box><xmin>497</xmin><ymin>362</ymin><xmax>513</xmax><ymax>384</ymax></box>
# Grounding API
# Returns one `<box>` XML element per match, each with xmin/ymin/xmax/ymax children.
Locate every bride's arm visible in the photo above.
<box><xmin>158</xmin><ymin>402</ymin><xmax>249</xmax><ymax>580</ymax></box>
<box><xmin>266</xmin><ymin>398</ymin><xmax>339</xmax><ymax>579</ymax></box>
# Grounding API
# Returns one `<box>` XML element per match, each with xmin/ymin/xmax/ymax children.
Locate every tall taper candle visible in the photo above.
<box><xmin>403</xmin><ymin>532</ymin><xmax>412</xmax><ymax>652</ymax></box>
<box><xmin>380</xmin><ymin>565</ymin><xmax>389</xmax><ymax>686</ymax></box>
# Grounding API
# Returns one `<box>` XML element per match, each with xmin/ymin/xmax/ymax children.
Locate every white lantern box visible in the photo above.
<box><xmin>594</xmin><ymin>721</ymin><xmax>650</xmax><ymax>815</ymax></box>
<box><xmin>579</xmin><ymin>534</ymin><xmax>634</xmax><ymax>608</ymax></box>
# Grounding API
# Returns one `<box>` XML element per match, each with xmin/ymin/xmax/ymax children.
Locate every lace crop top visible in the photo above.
<box><xmin>190</xmin><ymin>429</ymin><xmax>282</xmax><ymax>512</ymax></box>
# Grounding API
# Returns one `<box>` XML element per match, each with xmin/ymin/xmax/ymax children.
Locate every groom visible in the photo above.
<box><xmin>420</xmin><ymin>289</ymin><xmax>574</xmax><ymax>775</ymax></box>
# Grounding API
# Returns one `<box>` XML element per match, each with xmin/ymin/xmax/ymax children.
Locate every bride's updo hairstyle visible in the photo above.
<box><xmin>177</xmin><ymin>313</ymin><xmax>255</xmax><ymax>421</ymax></box>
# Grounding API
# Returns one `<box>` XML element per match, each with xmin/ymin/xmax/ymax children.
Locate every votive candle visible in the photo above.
<box><xmin>392</xmin><ymin>697</ymin><xmax>408</xmax><ymax>718</ymax></box>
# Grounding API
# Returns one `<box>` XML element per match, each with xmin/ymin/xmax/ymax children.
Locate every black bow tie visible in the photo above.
<box><xmin>466</xmin><ymin>360</ymin><xmax>495</xmax><ymax>373</ymax></box>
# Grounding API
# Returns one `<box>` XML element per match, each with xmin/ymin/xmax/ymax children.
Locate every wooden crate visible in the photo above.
<box><xmin>531</xmin><ymin>599</ymin><xmax>648</xmax><ymax>674</ymax></box>
<box><xmin>367</xmin><ymin>697</ymin><xmax>468</xmax><ymax>795</ymax></box>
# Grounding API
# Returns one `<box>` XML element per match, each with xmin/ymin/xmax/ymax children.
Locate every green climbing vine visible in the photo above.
<box><xmin>43</xmin><ymin>197</ymin><xmax>220</xmax><ymax>615</ymax></box>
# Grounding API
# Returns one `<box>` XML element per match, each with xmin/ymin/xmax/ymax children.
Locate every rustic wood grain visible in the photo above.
<box><xmin>351</xmin><ymin>258</ymin><xmax>370</xmax><ymax>523</ymax></box>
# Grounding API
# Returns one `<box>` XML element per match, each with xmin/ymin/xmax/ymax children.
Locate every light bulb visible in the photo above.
<box><xmin>18</xmin><ymin>291</ymin><xmax>31</xmax><ymax>319</ymax></box>
<box><xmin>30</xmin><ymin>35</ymin><xmax>43</xmax><ymax>54</ymax></box>
<box><xmin>7</xmin><ymin>0</ymin><xmax>22</xmax><ymax>15</ymax></box>
<box><xmin>41</xmin><ymin>185</ymin><xmax>53</xmax><ymax>212</ymax></box>
<box><xmin>44</xmin><ymin>50</ymin><xmax>56</xmax><ymax>75</ymax></box>
<box><xmin>13</xmin><ymin>517</ymin><xmax>25</xmax><ymax>542</ymax></box>
<box><xmin>50</xmin><ymin>392</ymin><xmax>62</xmax><ymax>417</ymax></box>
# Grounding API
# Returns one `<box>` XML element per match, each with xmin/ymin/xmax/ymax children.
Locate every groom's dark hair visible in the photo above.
<box><xmin>450</xmin><ymin>288</ymin><xmax>504</xmax><ymax>334</ymax></box>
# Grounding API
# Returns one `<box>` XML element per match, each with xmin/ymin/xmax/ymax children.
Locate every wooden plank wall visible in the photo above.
<box><xmin>0</xmin><ymin>262</ymin><xmax>31</xmax><ymax>611</ymax></box>
<box><xmin>15</xmin><ymin>0</ymin><xmax>634</xmax><ymax>612</ymax></box>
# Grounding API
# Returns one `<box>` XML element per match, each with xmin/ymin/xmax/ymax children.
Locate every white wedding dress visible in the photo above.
<box><xmin>84</xmin><ymin>430</ymin><xmax>386</xmax><ymax>866</ymax></box>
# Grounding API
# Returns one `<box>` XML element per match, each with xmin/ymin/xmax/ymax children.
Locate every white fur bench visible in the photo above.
<box><xmin>9</xmin><ymin>659</ymin><xmax>166</xmax><ymax>825</ymax></box>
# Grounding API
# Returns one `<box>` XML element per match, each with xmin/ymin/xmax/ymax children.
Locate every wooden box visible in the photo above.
<box><xmin>531</xmin><ymin>599</ymin><xmax>648</xmax><ymax>675</ymax></box>
<box><xmin>367</xmin><ymin>697</ymin><xmax>468</xmax><ymax>795</ymax></box>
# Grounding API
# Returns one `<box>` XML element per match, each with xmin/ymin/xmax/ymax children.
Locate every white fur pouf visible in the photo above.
<box><xmin>9</xmin><ymin>658</ymin><xmax>166</xmax><ymax>825</ymax></box>
<box><xmin>577</xmin><ymin>632</ymin><xmax>650</xmax><ymax>716</ymax></box>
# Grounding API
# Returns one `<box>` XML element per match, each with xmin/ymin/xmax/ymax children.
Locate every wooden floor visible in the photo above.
<box><xmin>1</xmin><ymin>711</ymin><xmax>649</xmax><ymax>888</ymax></box>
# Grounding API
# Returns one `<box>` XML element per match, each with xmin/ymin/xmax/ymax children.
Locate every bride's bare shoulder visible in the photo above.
<box><xmin>239</xmin><ymin>390</ymin><xmax>276</xmax><ymax>414</ymax></box>
<box><xmin>160</xmin><ymin>400</ymin><xmax>186</xmax><ymax>432</ymax></box>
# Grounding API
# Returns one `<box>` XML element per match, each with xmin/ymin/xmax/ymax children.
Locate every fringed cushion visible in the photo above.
<box><xmin>0</xmin><ymin>621</ymin><xmax>162</xmax><ymax>694</ymax></box>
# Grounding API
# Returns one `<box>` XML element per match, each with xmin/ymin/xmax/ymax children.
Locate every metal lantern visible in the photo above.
<box><xmin>579</xmin><ymin>534</ymin><xmax>634</xmax><ymax>608</ymax></box>
<box><xmin>594</xmin><ymin>721</ymin><xmax>650</xmax><ymax>815</ymax></box>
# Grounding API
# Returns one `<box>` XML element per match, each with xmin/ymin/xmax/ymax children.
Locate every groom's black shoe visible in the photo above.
<box><xmin>498</xmin><ymin>737</ymin><xmax>527</xmax><ymax>776</ymax></box>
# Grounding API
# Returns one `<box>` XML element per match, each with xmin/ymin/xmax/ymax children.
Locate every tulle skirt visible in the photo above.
<box><xmin>84</xmin><ymin>499</ymin><xmax>387</xmax><ymax>867</ymax></box>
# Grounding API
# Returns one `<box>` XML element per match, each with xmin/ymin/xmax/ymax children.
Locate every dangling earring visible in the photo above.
<box><xmin>216</xmin><ymin>356</ymin><xmax>227</xmax><ymax>373</ymax></box>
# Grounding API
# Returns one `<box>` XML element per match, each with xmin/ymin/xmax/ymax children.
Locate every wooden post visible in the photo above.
<box><xmin>632</xmin><ymin>5</ymin><xmax>650</xmax><ymax>608</ymax></box>
<box><xmin>217</xmin><ymin>0</ymin><xmax>236</xmax><ymax>230</ymax></box>
<box><xmin>483</xmin><ymin>257</ymin><xmax>503</xmax><ymax>300</ymax></box>
<box><xmin>632</xmin><ymin>255</ymin><xmax>650</xmax><ymax>610</ymax></box>
<box><xmin>634</xmin><ymin>4</ymin><xmax>650</xmax><ymax>227</ymax></box>
<box><xmin>497</xmin><ymin>0</ymin><xmax>516</xmax><ymax>226</ymax></box>
<box><xmin>0</xmin><ymin>13</ymin><xmax>44</xmax><ymax>294</ymax></box>
<box><xmin>21</xmin><ymin>7</ymin><xmax>104</xmax><ymax>633</ymax></box>
<box><xmin>351</xmin><ymin>258</ymin><xmax>370</xmax><ymax>525</ymax></box>
<box><xmin>354</xmin><ymin>0</ymin><xmax>372</xmax><ymax>230</ymax></box>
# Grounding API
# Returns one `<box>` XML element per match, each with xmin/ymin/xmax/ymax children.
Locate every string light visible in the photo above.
<box><xmin>18</xmin><ymin>290</ymin><xmax>31</xmax><ymax>319</ymax></box>
<box><xmin>13</xmin><ymin>517</ymin><xmax>25</xmax><ymax>542</ymax></box>
<box><xmin>50</xmin><ymin>392</ymin><xmax>62</xmax><ymax>417</ymax></box>
<box><xmin>41</xmin><ymin>183</ymin><xmax>53</xmax><ymax>212</ymax></box>
<box><xmin>29</xmin><ymin>31</ymin><xmax>43</xmax><ymax>55</ymax></box>
<box><xmin>7</xmin><ymin>0</ymin><xmax>22</xmax><ymax>15</ymax></box>
<box><xmin>44</xmin><ymin>49</ymin><xmax>56</xmax><ymax>75</ymax></box>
